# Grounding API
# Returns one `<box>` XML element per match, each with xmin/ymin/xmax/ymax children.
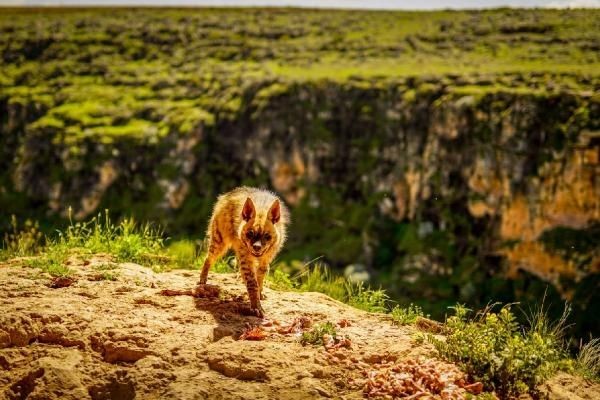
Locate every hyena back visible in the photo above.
<box><xmin>198</xmin><ymin>187</ymin><xmax>289</xmax><ymax>317</ymax></box>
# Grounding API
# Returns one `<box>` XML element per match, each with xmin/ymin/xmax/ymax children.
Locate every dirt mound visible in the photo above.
<box><xmin>0</xmin><ymin>257</ymin><xmax>598</xmax><ymax>399</ymax></box>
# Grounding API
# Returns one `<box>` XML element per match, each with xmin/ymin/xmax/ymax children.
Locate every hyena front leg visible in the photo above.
<box><xmin>257</xmin><ymin>261</ymin><xmax>270</xmax><ymax>300</ymax></box>
<box><xmin>238</xmin><ymin>254</ymin><xmax>264</xmax><ymax>318</ymax></box>
<box><xmin>199</xmin><ymin>229</ymin><xmax>228</xmax><ymax>285</ymax></box>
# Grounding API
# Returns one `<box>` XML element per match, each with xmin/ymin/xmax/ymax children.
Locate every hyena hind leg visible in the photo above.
<box><xmin>198</xmin><ymin>231</ymin><xmax>228</xmax><ymax>285</ymax></box>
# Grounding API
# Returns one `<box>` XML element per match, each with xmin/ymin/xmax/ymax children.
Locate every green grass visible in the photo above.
<box><xmin>347</xmin><ymin>282</ymin><xmax>389</xmax><ymax>313</ymax></box>
<box><xmin>164</xmin><ymin>239</ymin><xmax>235</xmax><ymax>273</ymax></box>
<box><xmin>296</xmin><ymin>263</ymin><xmax>348</xmax><ymax>301</ymax></box>
<box><xmin>1</xmin><ymin>212</ymin><xmax>244</xmax><ymax>275</ymax></box>
<box><xmin>98</xmin><ymin>271</ymin><xmax>118</xmax><ymax>281</ymax></box>
<box><xmin>2</xmin><ymin>210</ymin><xmax>166</xmax><ymax>275</ymax></box>
<box><xmin>166</xmin><ymin>239</ymin><xmax>199</xmax><ymax>269</ymax></box>
<box><xmin>267</xmin><ymin>268</ymin><xmax>296</xmax><ymax>290</ymax></box>
<box><xmin>576</xmin><ymin>338</ymin><xmax>600</xmax><ymax>381</ymax></box>
<box><xmin>210</xmin><ymin>256</ymin><xmax>236</xmax><ymax>274</ymax></box>
<box><xmin>391</xmin><ymin>303</ymin><xmax>427</xmax><ymax>326</ymax></box>
<box><xmin>1</xmin><ymin>215</ymin><xmax>44</xmax><ymax>259</ymax></box>
<box><xmin>28</xmin><ymin>246</ymin><xmax>73</xmax><ymax>278</ymax></box>
<box><xmin>289</xmin><ymin>263</ymin><xmax>389</xmax><ymax>313</ymax></box>
<box><xmin>62</xmin><ymin>209</ymin><xmax>164</xmax><ymax>264</ymax></box>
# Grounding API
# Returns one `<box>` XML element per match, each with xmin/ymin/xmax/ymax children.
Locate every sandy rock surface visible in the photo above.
<box><xmin>0</xmin><ymin>257</ymin><xmax>598</xmax><ymax>400</ymax></box>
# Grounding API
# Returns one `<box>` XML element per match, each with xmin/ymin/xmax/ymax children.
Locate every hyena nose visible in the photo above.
<box><xmin>252</xmin><ymin>241</ymin><xmax>262</xmax><ymax>252</ymax></box>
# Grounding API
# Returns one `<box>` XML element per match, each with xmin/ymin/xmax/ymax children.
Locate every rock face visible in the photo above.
<box><xmin>0</xmin><ymin>259</ymin><xmax>444</xmax><ymax>399</ymax></box>
<box><xmin>0</xmin><ymin>8</ymin><xmax>598</xmax><ymax>336</ymax></box>
<box><xmin>1</xmin><ymin>259</ymin><xmax>599</xmax><ymax>400</ymax></box>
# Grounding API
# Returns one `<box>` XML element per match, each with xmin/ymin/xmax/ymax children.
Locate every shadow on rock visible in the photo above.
<box><xmin>160</xmin><ymin>284</ymin><xmax>263</xmax><ymax>342</ymax></box>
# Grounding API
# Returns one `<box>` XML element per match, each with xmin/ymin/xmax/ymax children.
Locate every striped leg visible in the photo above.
<box><xmin>257</xmin><ymin>261</ymin><xmax>270</xmax><ymax>300</ymax></box>
<box><xmin>199</xmin><ymin>229</ymin><xmax>227</xmax><ymax>285</ymax></box>
<box><xmin>239</xmin><ymin>254</ymin><xmax>264</xmax><ymax>318</ymax></box>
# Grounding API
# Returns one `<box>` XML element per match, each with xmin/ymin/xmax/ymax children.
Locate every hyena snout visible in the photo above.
<box><xmin>252</xmin><ymin>241</ymin><xmax>262</xmax><ymax>252</ymax></box>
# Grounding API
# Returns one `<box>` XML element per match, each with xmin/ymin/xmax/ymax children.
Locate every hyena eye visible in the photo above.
<box><xmin>246</xmin><ymin>230</ymin><xmax>254</xmax><ymax>239</ymax></box>
<box><xmin>263</xmin><ymin>233</ymin><xmax>271</xmax><ymax>241</ymax></box>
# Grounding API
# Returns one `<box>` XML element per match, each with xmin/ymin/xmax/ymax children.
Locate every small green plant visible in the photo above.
<box><xmin>268</xmin><ymin>267</ymin><xmax>296</xmax><ymax>290</ymax></box>
<box><xmin>94</xmin><ymin>271</ymin><xmax>117</xmax><ymax>281</ymax></box>
<box><xmin>44</xmin><ymin>263</ymin><xmax>74</xmax><ymax>278</ymax></box>
<box><xmin>93</xmin><ymin>263</ymin><xmax>117</xmax><ymax>271</ymax></box>
<box><xmin>466</xmin><ymin>393</ymin><xmax>497</xmax><ymax>400</ymax></box>
<box><xmin>301</xmin><ymin>321</ymin><xmax>337</xmax><ymax>346</ymax></box>
<box><xmin>411</xmin><ymin>332</ymin><xmax>426</xmax><ymax>344</ymax></box>
<box><xmin>576</xmin><ymin>338</ymin><xmax>600</xmax><ymax>380</ymax></box>
<box><xmin>391</xmin><ymin>303</ymin><xmax>426</xmax><ymax>325</ymax></box>
<box><xmin>28</xmin><ymin>245</ymin><xmax>72</xmax><ymax>277</ymax></box>
<box><xmin>1</xmin><ymin>215</ymin><xmax>44</xmax><ymax>259</ymax></box>
<box><xmin>93</xmin><ymin>263</ymin><xmax>120</xmax><ymax>281</ymax></box>
<box><xmin>347</xmin><ymin>282</ymin><xmax>389</xmax><ymax>313</ymax></box>
<box><xmin>430</xmin><ymin>303</ymin><xmax>568</xmax><ymax>396</ymax></box>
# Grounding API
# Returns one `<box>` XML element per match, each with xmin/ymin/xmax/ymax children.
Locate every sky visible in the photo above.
<box><xmin>0</xmin><ymin>0</ymin><xmax>598</xmax><ymax>8</ymax></box>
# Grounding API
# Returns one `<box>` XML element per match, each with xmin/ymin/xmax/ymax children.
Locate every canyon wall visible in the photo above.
<box><xmin>2</xmin><ymin>78</ymin><xmax>598</xmax><ymax>335</ymax></box>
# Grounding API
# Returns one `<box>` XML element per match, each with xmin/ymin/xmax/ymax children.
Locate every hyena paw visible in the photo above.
<box><xmin>193</xmin><ymin>283</ymin><xmax>220</xmax><ymax>298</ymax></box>
<box><xmin>252</xmin><ymin>303</ymin><xmax>265</xmax><ymax>318</ymax></box>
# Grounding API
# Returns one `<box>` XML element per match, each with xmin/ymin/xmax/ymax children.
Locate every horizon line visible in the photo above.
<box><xmin>0</xmin><ymin>4</ymin><xmax>596</xmax><ymax>10</ymax></box>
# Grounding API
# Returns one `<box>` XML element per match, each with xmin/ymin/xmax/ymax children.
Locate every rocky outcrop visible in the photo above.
<box><xmin>1</xmin><ymin>259</ymin><xmax>598</xmax><ymax>399</ymax></box>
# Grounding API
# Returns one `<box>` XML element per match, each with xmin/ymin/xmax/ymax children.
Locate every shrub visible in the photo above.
<box><xmin>430</xmin><ymin>304</ymin><xmax>567</xmax><ymax>396</ymax></box>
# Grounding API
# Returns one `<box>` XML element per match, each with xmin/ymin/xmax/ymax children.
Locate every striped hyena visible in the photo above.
<box><xmin>197</xmin><ymin>187</ymin><xmax>289</xmax><ymax>317</ymax></box>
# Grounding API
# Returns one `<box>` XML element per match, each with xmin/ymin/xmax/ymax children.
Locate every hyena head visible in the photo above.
<box><xmin>240</xmin><ymin>197</ymin><xmax>281</xmax><ymax>257</ymax></box>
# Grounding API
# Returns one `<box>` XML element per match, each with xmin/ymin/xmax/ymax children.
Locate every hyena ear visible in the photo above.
<box><xmin>268</xmin><ymin>199</ymin><xmax>281</xmax><ymax>224</ymax></box>
<box><xmin>242</xmin><ymin>197</ymin><xmax>255</xmax><ymax>221</ymax></box>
